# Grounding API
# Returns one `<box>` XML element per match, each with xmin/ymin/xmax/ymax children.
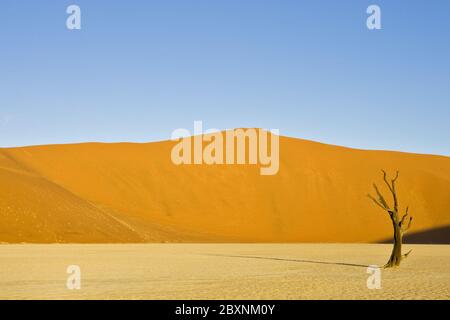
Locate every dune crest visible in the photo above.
<box><xmin>1</xmin><ymin>131</ymin><xmax>449</xmax><ymax>243</ymax></box>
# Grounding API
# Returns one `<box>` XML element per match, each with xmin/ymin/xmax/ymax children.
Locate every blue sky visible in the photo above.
<box><xmin>1</xmin><ymin>0</ymin><xmax>449</xmax><ymax>155</ymax></box>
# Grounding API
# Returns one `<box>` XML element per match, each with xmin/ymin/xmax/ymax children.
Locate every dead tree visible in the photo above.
<box><xmin>368</xmin><ymin>170</ymin><xmax>413</xmax><ymax>268</ymax></box>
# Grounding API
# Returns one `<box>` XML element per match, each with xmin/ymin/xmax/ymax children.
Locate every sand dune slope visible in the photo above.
<box><xmin>1</xmin><ymin>132</ymin><xmax>449</xmax><ymax>243</ymax></box>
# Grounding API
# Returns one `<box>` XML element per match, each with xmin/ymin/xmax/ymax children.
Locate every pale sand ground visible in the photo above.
<box><xmin>0</xmin><ymin>244</ymin><xmax>449</xmax><ymax>300</ymax></box>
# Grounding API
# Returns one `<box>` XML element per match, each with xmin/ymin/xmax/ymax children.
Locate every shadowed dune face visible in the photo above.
<box><xmin>1</xmin><ymin>132</ymin><xmax>450</xmax><ymax>243</ymax></box>
<box><xmin>381</xmin><ymin>225</ymin><xmax>450</xmax><ymax>244</ymax></box>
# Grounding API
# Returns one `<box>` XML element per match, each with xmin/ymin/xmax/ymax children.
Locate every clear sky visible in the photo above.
<box><xmin>1</xmin><ymin>0</ymin><xmax>449</xmax><ymax>155</ymax></box>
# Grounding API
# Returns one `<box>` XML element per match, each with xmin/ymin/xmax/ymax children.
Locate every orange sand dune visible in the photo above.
<box><xmin>1</xmin><ymin>131</ymin><xmax>449</xmax><ymax>243</ymax></box>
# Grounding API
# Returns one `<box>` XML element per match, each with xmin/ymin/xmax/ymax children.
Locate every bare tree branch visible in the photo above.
<box><xmin>392</xmin><ymin>171</ymin><xmax>399</xmax><ymax>183</ymax></box>
<box><xmin>399</xmin><ymin>215</ymin><xmax>407</xmax><ymax>226</ymax></box>
<box><xmin>399</xmin><ymin>207</ymin><xmax>413</xmax><ymax>233</ymax></box>
<box><xmin>367</xmin><ymin>194</ymin><xmax>388</xmax><ymax>211</ymax></box>
<box><xmin>382</xmin><ymin>170</ymin><xmax>394</xmax><ymax>194</ymax></box>
<box><xmin>392</xmin><ymin>177</ymin><xmax>399</xmax><ymax>212</ymax></box>
<box><xmin>372</xmin><ymin>183</ymin><xmax>390</xmax><ymax>210</ymax></box>
<box><xmin>403</xmin><ymin>216</ymin><xmax>413</xmax><ymax>233</ymax></box>
<box><xmin>402</xmin><ymin>249</ymin><xmax>412</xmax><ymax>260</ymax></box>
<box><xmin>386</xmin><ymin>170</ymin><xmax>400</xmax><ymax>212</ymax></box>
<box><xmin>399</xmin><ymin>208</ymin><xmax>409</xmax><ymax>226</ymax></box>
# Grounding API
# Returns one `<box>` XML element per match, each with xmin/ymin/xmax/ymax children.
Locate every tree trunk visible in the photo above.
<box><xmin>385</xmin><ymin>215</ymin><xmax>403</xmax><ymax>268</ymax></box>
<box><xmin>368</xmin><ymin>170</ymin><xmax>413</xmax><ymax>268</ymax></box>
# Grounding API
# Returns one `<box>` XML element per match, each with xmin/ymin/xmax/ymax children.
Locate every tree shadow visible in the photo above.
<box><xmin>203</xmin><ymin>253</ymin><xmax>369</xmax><ymax>269</ymax></box>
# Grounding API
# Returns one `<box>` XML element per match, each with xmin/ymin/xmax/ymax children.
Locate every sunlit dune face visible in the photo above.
<box><xmin>0</xmin><ymin>132</ymin><xmax>449</xmax><ymax>243</ymax></box>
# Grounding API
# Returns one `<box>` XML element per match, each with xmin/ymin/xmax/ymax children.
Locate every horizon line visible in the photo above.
<box><xmin>1</xmin><ymin>128</ymin><xmax>449</xmax><ymax>159</ymax></box>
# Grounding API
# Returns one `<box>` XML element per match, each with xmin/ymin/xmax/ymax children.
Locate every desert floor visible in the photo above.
<box><xmin>0</xmin><ymin>243</ymin><xmax>449</xmax><ymax>300</ymax></box>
